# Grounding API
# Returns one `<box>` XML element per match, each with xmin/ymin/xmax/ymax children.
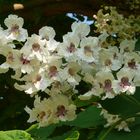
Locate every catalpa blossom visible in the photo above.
<box><xmin>25</xmin><ymin>96</ymin><xmax>55</xmax><ymax>127</ymax></box>
<box><xmin>39</xmin><ymin>26</ymin><xmax>56</xmax><ymax>41</ymax></box>
<box><xmin>71</xmin><ymin>21</ymin><xmax>90</xmax><ymax>39</ymax></box>
<box><xmin>20</xmin><ymin>34</ymin><xmax>47</xmax><ymax>62</ymax></box>
<box><xmin>39</xmin><ymin>26</ymin><xmax>59</xmax><ymax>52</ymax></box>
<box><xmin>44</xmin><ymin>58</ymin><xmax>62</xmax><ymax>82</ymax></box>
<box><xmin>120</xmin><ymin>39</ymin><xmax>136</xmax><ymax>54</ymax></box>
<box><xmin>57</xmin><ymin>32</ymin><xmax>80</xmax><ymax>61</ymax></box>
<box><xmin>95</xmin><ymin>71</ymin><xmax>115</xmax><ymax>99</ymax></box>
<box><xmin>112</xmin><ymin>68</ymin><xmax>136</xmax><ymax>95</ymax></box>
<box><xmin>0</xmin><ymin>29</ymin><xmax>15</xmax><ymax>48</ymax></box>
<box><xmin>77</xmin><ymin>36</ymin><xmax>100</xmax><ymax>63</ymax></box>
<box><xmin>4</xmin><ymin>14</ymin><xmax>28</xmax><ymax>41</ymax></box>
<box><xmin>15</xmin><ymin>68</ymin><xmax>51</xmax><ymax>94</ymax></box>
<box><xmin>49</xmin><ymin>93</ymin><xmax>76</xmax><ymax>122</ymax></box>
<box><xmin>123</xmin><ymin>52</ymin><xmax>140</xmax><ymax>70</ymax></box>
<box><xmin>59</xmin><ymin>62</ymin><xmax>81</xmax><ymax>86</ymax></box>
<box><xmin>98</xmin><ymin>46</ymin><xmax>123</xmax><ymax>71</ymax></box>
<box><xmin>0</xmin><ymin>47</ymin><xmax>20</xmax><ymax>70</ymax></box>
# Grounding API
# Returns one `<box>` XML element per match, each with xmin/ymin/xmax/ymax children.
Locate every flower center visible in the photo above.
<box><xmin>7</xmin><ymin>52</ymin><xmax>14</xmax><ymax>63</ymax></box>
<box><xmin>67</xmin><ymin>43</ymin><xmax>76</xmax><ymax>53</ymax></box>
<box><xmin>84</xmin><ymin>46</ymin><xmax>93</xmax><ymax>56</ymax></box>
<box><xmin>128</xmin><ymin>59</ymin><xmax>136</xmax><ymax>69</ymax></box>
<box><xmin>68</xmin><ymin>68</ymin><xmax>75</xmax><ymax>76</ymax></box>
<box><xmin>10</xmin><ymin>24</ymin><xmax>19</xmax><ymax>35</ymax></box>
<box><xmin>104</xmin><ymin>79</ymin><xmax>112</xmax><ymax>92</ymax></box>
<box><xmin>32</xmin><ymin>43</ymin><xmax>40</xmax><ymax>52</ymax></box>
<box><xmin>32</xmin><ymin>74</ymin><xmax>42</xmax><ymax>83</ymax></box>
<box><xmin>56</xmin><ymin>105</ymin><xmax>67</xmax><ymax>117</ymax></box>
<box><xmin>120</xmin><ymin>77</ymin><xmax>131</xmax><ymax>87</ymax></box>
<box><xmin>20</xmin><ymin>54</ymin><xmax>30</xmax><ymax>65</ymax></box>
<box><xmin>105</xmin><ymin>59</ymin><xmax>112</xmax><ymax>66</ymax></box>
<box><xmin>53</xmin><ymin>81</ymin><xmax>61</xmax><ymax>88</ymax></box>
<box><xmin>49</xmin><ymin>66</ymin><xmax>57</xmax><ymax>77</ymax></box>
<box><xmin>37</xmin><ymin>111</ymin><xmax>46</xmax><ymax>120</ymax></box>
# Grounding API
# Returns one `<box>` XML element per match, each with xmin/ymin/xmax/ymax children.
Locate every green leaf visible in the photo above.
<box><xmin>0</xmin><ymin>130</ymin><xmax>33</xmax><ymax>140</ymax></box>
<box><xmin>27</xmin><ymin>124</ymin><xmax>57</xmax><ymax>140</ymax></box>
<box><xmin>65</xmin><ymin>106</ymin><xmax>105</xmax><ymax>128</ymax></box>
<box><xmin>65</xmin><ymin>131</ymin><xmax>80</xmax><ymax>140</ymax></box>
<box><xmin>100</xmin><ymin>92</ymin><xmax>140</xmax><ymax>117</ymax></box>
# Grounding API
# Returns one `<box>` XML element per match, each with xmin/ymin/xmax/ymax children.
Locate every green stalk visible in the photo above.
<box><xmin>127</xmin><ymin>95</ymin><xmax>140</xmax><ymax>107</ymax></box>
<box><xmin>99</xmin><ymin>119</ymin><xmax>122</xmax><ymax>140</ymax></box>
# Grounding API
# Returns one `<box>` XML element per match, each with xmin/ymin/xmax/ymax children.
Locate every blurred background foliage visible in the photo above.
<box><xmin>0</xmin><ymin>0</ymin><xmax>139</xmax><ymax>131</ymax></box>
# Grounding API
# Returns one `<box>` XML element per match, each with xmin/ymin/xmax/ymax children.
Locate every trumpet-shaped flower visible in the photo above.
<box><xmin>20</xmin><ymin>34</ymin><xmax>47</xmax><ymax>62</ymax></box>
<box><xmin>120</xmin><ymin>39</ymin><xmax>136</xmax><ymax>54</ymax></box>
<box><xmin>39</xmin><ymin>26</ymin><xmax>59</xmax><ymax>52</ymax></box>
<box><xmin>4</xmin><ymin>14</ymin><xmax>28</xmax><ymax>41</ymax></box>
<box><xmin>96</xmin><ymin>71</ymin><xmax>115</xmax><ymax>99</ymax></box>
<box><xmin>71</xmin><ymin>22</ymin><xmax>90</xmax><ymax>39</ymax></box>
<box><xmin>99</xmin><ymin>47</ymin><xmax>123</xmax><ymax>71</ymax></box>
<box><xmin>25</xmin><ymin>96</ymin><xmax>55</xmax><ymax>127</ymax></box>
<box><xmin>59</xmin><ymin>62</ymin><xmax>81</xmax><ymax>86</ymax></box>
<box><xmin>50</xmin><ymin>93</ymin><xmax>76</xmax><ymax>122</ymax></box>
<box><xmin>57</xmin><ymin>32</ymin><xmax>80</xmax><ymax>61</ymax></box>
<box><xmin>112</xmin><ymin>68</ymin><xmax>136</xmax><ymax>95</ymax></box>
<box><xmin>77</xmin><ymin>37</ymin><xmax>100</xmax><ymax>63</ymax></box>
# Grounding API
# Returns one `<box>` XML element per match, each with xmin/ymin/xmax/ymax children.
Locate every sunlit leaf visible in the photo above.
<box><xmin>0</xmin><ymin>130</ymin><xmax>33</xmax><ymax>140</ymax></box>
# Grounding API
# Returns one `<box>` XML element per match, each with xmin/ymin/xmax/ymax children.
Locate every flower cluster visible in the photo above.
<box><xmin>0</xmin><ymin>13</ymin><xmax>140</xmax><ymax>130</ymax></box>
<box><xmin>94</xmin><ymin>6</ymin><xmax>140</xmax><ymax>47</ymax></box>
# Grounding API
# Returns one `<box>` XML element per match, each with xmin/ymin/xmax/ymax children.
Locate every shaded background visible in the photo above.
<box><xmin>0</xmin><ymin>0</ymin><xmax>139</xmax><ymax>130</ymax></box>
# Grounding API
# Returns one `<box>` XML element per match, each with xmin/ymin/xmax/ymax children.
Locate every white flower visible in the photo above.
<box><xmin>25</xmin><ymin>96</ymin><xmax>55</xmax><ymax>127</ymax></box>
<box><xmin>44</xmin><ymin>58</ymin><xmax>62</xmax><ymax>82</ymax></box>
<box><xmin>71</xmin><ymin>22</ymin><xmax>90</xmax><ymax>39</ymax></box>
<box><xmin>112</xmin><ymin>68</ymin><xmax>136</xmax><ymax>95</ymax></box>
<box><xmin>4</xmin><ymin>14</ymin><xmax>28</xmax><ymax>41</ymax></box>
<box><xmin>57</xmin><ymin>32</ymin><xmax>80</xmax><ymax>61</ymax></box>
<box><xmin>120</xmin><ymin>39</ymin><xmax>136</xmax><ymax>54</ymax></box>
<box><xmin>39</xmin><ymin>26</ymin><xmax>60</xmax><ymax>52</ymax></box>
<box><xmin>50</xmin><ymin>93</ymin><xmax>76</xmax><ymax>122</ymax></box>
<box><xmin>59</xmin><ymin>62</ymin><xmax>81</xmax><ymax>86</ymax></box>
<box><xmin>39</xmin><ymin>26</ymin><xmax>56</xmax><ymax>40</ymax></box>
<box><xmin>0</xmin><ymin>29</ymin><xmax>14</xmax><ymax>47</ymax></box>
<box><xmin>99</xmin><ymin>47</ymin><xmax>123</xmax><ymax>71</ymax></box>
<box><xmin>46</xmin><ymin>39</ymin><xmax>60</xmax><ymax>52</ymax></box>
<box><xmin>96</xmin><ymin>71</ymin><xmax>115</xmax><ymax>99</ymax></box>
<box><xmin>15</xmin><ymin>68</ymin><xmax>51</xmax><ymax>94</ymax></box>
<box><xmin>20</xmin><ymin>34</ymin><xmax>47</xmax><ymax>62</ymax></box>
<box><xmin>0</xmin><ymin>47</ymin><xmax>20</xmax><ymax>70</ymax></box>
<box><xmin>77</xmin><ymin>37</ymin><xmax>100</xmax><ymax>63</ymax></box>
<box><xmin>123</xmin><ymin>52</ymin><xmax>140</xmax><ymax>70</ymax></box>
